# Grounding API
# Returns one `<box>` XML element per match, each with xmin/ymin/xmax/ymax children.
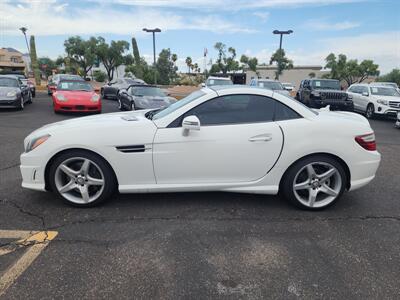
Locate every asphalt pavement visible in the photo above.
<box><xmin>0</xmin><ymin>92</ymin><xmax>399</xmax><ymax>299</ymax></box>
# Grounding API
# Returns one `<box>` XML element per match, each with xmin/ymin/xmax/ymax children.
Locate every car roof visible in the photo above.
<box><xmin>207</xmin><ymin>76</ymin><xmax>231</xmax><ymax>80</ymax></box>
<box><xmin>0</xmin><ymin>75</ymin><xmax>19</xmax><ymax>80</ymax></box>
<box><xmin>256</xmin><ymin>79</ymin><xmax>280</xmax><ymax>82</ymax></box>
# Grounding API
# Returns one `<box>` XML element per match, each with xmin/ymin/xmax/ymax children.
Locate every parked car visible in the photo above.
<box><xmin>282</xmin><ymin>82</ymin><xmax>295</xmax><ymax>91</ymax></box>
<box><xmin>347</xmin><ymin>84</ymin><xmax>400</xmax><ymax>119</ymax></box>
<box><xmin>395</xmin><ymin>112</ymin><xmax>400</xmax><ymax>128</ymax></box>
<box><xmin>47</xmin><ymin>74</ymin><xmax>84</xmax><ymax>95</ymax></box>
<box><xmin>6</xmin><ymin>74</ymin><xmax>36</xmax><ymax>97</ymax></box>
<box><xmin>52</xmin><ymin>80</ymin><xmax>101</xmax><ymax>114</ymax></box>
<box><xmin>0</xmin><ymin>75</ymin><xmax>32</xmax><ymax>109</ymax></box>
<box><xmin>202</xmin><ymin>76</ymin><xmax>233</xmax><ymax>87</ymax></box>
<box><xmin>249</xmin><ymin>79</ymin><xmax>290</xmax><ymax>96</ymax></box>
<box><xmin>101</xmin><ymin>78</ymin><xmax>145</xmax><ymax>100</ymax></box>
<box><xmin>373</xmin><ymin>82</ymin><xmax>399</xmax><ymax>93</ymax></box>
<box><xmin>117</xmin><ymin>85</ymin><xmax>177</xmax><ymax>111</ymax></box>
<box><xmin>296</xmin><ymin>79</ymin><xmax>354</xmax><ymax>111</ymax></box>
<box><xmin>20</xmin><ymin>86</ymin><xmax>380</xmax><ymax>210</ymax></box>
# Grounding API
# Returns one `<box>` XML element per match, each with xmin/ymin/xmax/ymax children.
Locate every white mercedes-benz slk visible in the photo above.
<box><xmin>20</xmin><ymin>86</ymin><xmax>381</xmax><ymax>210</ymax></box>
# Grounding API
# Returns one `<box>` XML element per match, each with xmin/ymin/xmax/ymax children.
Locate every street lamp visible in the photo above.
<box><xmin>272</xmin><ymin>29</ymin><xmax>293</xmax><ymax>80</ymax></box>
<box><xmin>143</xmin><ymin>28</ymin><xmax>161</xmax><ymax>84</ymax></box>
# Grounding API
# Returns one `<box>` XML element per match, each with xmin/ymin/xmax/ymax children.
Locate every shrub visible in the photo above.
<box><xmin>93</xmin><ymin>70</ymin><xmax>106</xmax><ymax>82</ymax></box>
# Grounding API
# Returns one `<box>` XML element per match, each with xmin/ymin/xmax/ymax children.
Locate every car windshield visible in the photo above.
<box><xmin>60</xmin><ymin>75</ymin><xmax>83</xmax><ymax>81</ymax></box>
<box><xmin>258</xmin><ymin>81</ymin><xmax>284</xmax><ymax>90</ymax></box>
<box><xmin>207</xmin><ymin>79</ymin><xmax>233</xmax><ymax>86</ymax></box>
<box><xmin>133</xmin><ymin>87</ymin><xmax>165</xmax><ymax>97</ymax></box>
<box><xmin>0</xmin><ymin>78</ymin><xmax>19</xmax><ymax>87</ymax></box>
<box><xmin>57</xmin><ymin>81</ymin><xmax>93</xmax><ymax>91</ymax></box>
<box><xmin>311</xmin><ymin>80</ymin><xmax>340</xmax><ymax>90</ymax></box>
<box><xmin>125</xmin><ymin>79</ymin><xmax>138</xmax><ymax>84</ymax></box>
<box><xmin>151</xmin><ymin>90</ymin><xmax>206</xmax><ymax>120</ymax></box>
<box><xmin>370</xmin><ymin>86</ymin><xmax>400</xmax><ymax>96</ymax></box>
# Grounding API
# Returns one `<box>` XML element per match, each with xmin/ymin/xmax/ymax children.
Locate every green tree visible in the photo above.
<box><xmin>269</xmin><ymin>49</ymin><xmax>293</xmax><ymax>80</ymax></box>
<box><xmin>376</xmin><ymin>69</ymin><xmax>400</xmax><ymax>86</ymax></box>
<box><xmin>96</xmin><ymin>38</ymin><xmax>131</xmax><ymax>81</ymax></box>
<box><xmin>131</xmin><ymin>37</ymin><xmax>143</xmax><ymax>79</ymax></box>
<box><xmin>240</xmin><ymin>55</ymin><xmax>258</xmax><ymax>73</ymax></box>
<box><xmin>324</xmin><ymin>53</ymin><xmax>379</xmax><ymax>86</ymax></box>
<box><xmin>211</xmin><ymin>43</ymin><xmax>239</xmax><ymax>74</ymax></box>
<box><xmin>93</xmin><ymin>70</ymin><xmax>106</xmax><ymax>82</ymax></box>
<box><xmin>156</xmin><ymin>48</ymin><xmax>176</xmax><ymax>85</ymax></box>
<box><xmin>185</xmin><ymin>57</ymin><xmax>192</xmax><ymax>73</ymax></box>
<box><xmin>64</xmin><ymin>36</ymin><xmax>98</xmax><ymax>79</ymax></box>
<box><xmin>38</xmin><ymin>57</ymin><xmax>56</xmax><ymax>78</ymax></box>
<box><xmin>29</xmin><ymin>36</ymin><xmax>41</xmax><ymax>85</ymax></box>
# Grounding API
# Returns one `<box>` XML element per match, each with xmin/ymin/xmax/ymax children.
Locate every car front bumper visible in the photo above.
<box><xmin>0</xmin><ymin>97</ymin><xmax>21</xmax><ymax>108</ymax></box>
<box><xmin>20</xmin><ymin>152</ymin><xmax>46</xmax><ymax>191</ymax></box>
<box><xmin>374</xmin><ymin>106</ymin><xmax>400</xmax><ymax>118</ymax></box>
<box><xmin>54</xmin><ymin>101</ymin><xmax>101</xmax><ymax>112</ymax></box>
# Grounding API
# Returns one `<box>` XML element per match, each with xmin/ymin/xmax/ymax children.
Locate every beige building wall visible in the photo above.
<box><xmin>0</xmin><ymin>48</ymin><xmax>26</xmax><ymax>73</ymax></box>
<box><xmin>246</xmin><ymin>65</ymin><xmax>329</xmax><ymax>89</ymax></box>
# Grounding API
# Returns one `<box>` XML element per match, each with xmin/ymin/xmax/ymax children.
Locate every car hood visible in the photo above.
<box><xmin>372</xmin><ymin>95</ymin><xmax>400</xmax><ymax>101</ymax></box>
<box><xmin>30</xmin><ymin>110</ymin><xmax>153</xmax><ymax>137</ymax></box>
<box><xmin>55</xmin><ymin>90</ymin><xmax>96</xmax><ymax>102</ymax></box>
<box><xmin>0</xmin><ymin>87</ymin><xmax>19</xmax><ymax>96</ymax></box>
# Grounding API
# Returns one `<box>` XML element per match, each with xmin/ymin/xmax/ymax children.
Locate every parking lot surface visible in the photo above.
<box><xmin>0</xmin><ymin>92</ymin><xmax>399</xmax><ymax>299</ymax></box>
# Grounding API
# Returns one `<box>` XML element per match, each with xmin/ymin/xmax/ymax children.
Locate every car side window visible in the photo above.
<box><xmin>361</xmin><ymin>86</ymin><xmax>369</xmax><ymax>95</ymax></box>
<box><xmin>169</xmin><ymin>94</ymin><xmax>278</xmax><ymax>127</ymax></box>
<box><xmin>274</xmin><ymin>101</ymin><xmax>301</xmax><ymax>121</ymax></box>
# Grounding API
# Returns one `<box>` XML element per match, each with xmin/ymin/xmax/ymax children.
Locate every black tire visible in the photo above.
<box><xmin>280</xmin><ymin>155</ymin><xmax>347</xmax><ymax>210</ymax></box>
<box><xmin>48</xmin><ymin>150</ymin><xmax>117</xmax><ymax>207</ymax></box>
<box><xmin>129</xmin><ymin>101</ymin><xmax>135</xmax><ymax>111</ymax></box>
<box><xmin>32</xmin><ymin>91</ymin><xmax>36</xmax><ymax>98</ymax></box>
<box><xmin>118</xmin><ymin>97</ymin><xmax>125</xmax><ymax>111</ymax></box>
<box><xmin>27</xmin><ymin>92</ymin><xmax>33</xmax><ymax>104</ymax></box>
<box><xmin>101</xmin><ymin>88</ymin><xmax>107</xmax><ymax>100</ymax></box>
<box><xmin>365</xmin><ymin>103</ymin><xmax>375</xmax><ymax>119</ymax></box>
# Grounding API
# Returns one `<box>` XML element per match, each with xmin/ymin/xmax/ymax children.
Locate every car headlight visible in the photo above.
<box><xmin>56</xmin><ymin>94</ymin><xmax>67</xmax><ymax>102</ymax></box>
<box><xmin>311</xmin><ymin>91</ymin><xmax>320</xmax><ymax>97</ymax></box>
<box><xmin>347</xmin><ymin>94</ymin><xmax>353</xmax><ymax>100</ymax></box>
<box><xmin>25</xmin><ymin>134</ymin><xmax>51</xmax><ymax>153</ymax></box>
<box><xmin>397</xmin><ymin>112</ymin><xmax>400</xmax><ymax>119</ymax></box>
<box><xmin>91</xmin><ymin>94</ymin><xmax>100</xmax><ymax>102</ymax></box>
<box><xmin>6</xmin><ymin>91</ymin><xmax>17</xmax><ymax>97</ymax></box>
<box><xmin>377</xmin><ymin>99</ymin><xmax>388</xmax><ymax>105</ymax></box>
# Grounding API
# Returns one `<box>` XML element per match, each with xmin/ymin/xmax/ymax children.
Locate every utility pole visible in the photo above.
<box><xmin>143</xmin><ymin>28</ymin><xmax>161</xmax><ymax>85</ymax></box>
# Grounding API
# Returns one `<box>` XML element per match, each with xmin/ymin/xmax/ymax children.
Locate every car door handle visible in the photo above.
<box><xmin>249</xmin><ymin>134</ymin><xmax>272</xmax><ymax>142</ymax></box>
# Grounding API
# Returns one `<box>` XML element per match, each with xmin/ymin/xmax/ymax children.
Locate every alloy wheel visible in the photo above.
<box><xmin>366</xmin><ymin>105</ymin><xmax>374</xmax><ymax>119</ymax></box>
<box><xmin>54</xmin><ymin>157</ymin><xmax>105</xmax><ymax>204</ymax></box>
<box><xmin>292</xmin><ymin>162</ymin><xmax>342</xmax><ymax>208</ymax></box>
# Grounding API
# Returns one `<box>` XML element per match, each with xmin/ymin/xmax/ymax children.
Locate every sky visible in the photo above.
<box><xmin>0</xmin><ymin>0</ymin><xmax>399</xmax><ymax>74</ymax></box>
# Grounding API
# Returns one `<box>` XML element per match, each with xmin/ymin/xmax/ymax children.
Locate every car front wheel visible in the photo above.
<box><xmin>281</xmin><ymin>155</ymin><xmax>346</xmax><ymax>210</ymax></box>
<box><xmin>48</xmin><ymin>150</ymin><xmax>117</xmax><ymax>207</ymax></box>
<box><xmin>365</xmin><ymin>103</ymin><xmax>375</xmax><ymax>119</ymax></box>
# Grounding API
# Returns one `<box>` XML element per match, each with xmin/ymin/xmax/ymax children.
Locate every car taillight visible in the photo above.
<box><xmin>355</xmin><ymin>133</ymin><xmax>376</xmax><ymax>151</ymax></box>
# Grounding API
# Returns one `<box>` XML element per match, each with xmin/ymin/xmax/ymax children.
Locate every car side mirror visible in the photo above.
<box><xmin>362</xmin><ymin>92</ymin><xmax>369</xmax><ymax>97</ymax></box>
<box><xmin>201</xmin><ymin>83</ymin><xmax>206</xmax><ymax>87</ymax></box>
<box><xmin>182</xmin><ymin>115</ymin><xmax>200</xmax><ymax>133</ymax></box>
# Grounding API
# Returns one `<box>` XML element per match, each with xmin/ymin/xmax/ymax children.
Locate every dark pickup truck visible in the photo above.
<box><xmin>296</xmin><ymin>79</ymin><xmax>354</xmax><ymax>111</ymax></box>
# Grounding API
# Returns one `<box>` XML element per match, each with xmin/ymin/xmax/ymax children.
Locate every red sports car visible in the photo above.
<box><xmin>52</xmin><ymin>80</ymin><xmax>101</xmax><ymax>113</ymax></box>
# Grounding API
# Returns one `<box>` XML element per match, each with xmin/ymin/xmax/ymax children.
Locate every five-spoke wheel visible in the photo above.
<box><xmin>49</xmin><ymin>150</ymin><xmax>116</xmax><ymax>207</ymax></box>
<box><xmin>281</xmin><ymin>155</ymin><xmax>346</xmax><ymax>210</ymax></box>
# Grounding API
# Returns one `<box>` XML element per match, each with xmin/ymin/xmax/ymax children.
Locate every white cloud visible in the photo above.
<box><xmin>253</xmin><ymin>12</ymin><xmax>270</xmax><ymax>22</ymax></box>
<box><xmin>0</xmin><ymin>1</ymin><xmax>254</xmax><ymax>36</ymax></box>
<box><xmin>97</xmin><ymin>0</ymin><xmax>364</xmax><ymax>10</ymax></box>
<box><xmin>287</xmin><ymin>31</ymin><xmax>400</xmax><ymax>73</ymax></box>
<box><xmin>304</xmin><ymin>19</ymin><xmax>360</xmax><ymax>30</ymax></box>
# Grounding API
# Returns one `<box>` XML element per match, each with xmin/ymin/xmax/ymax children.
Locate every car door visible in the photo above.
<box><xmin>358</xmin><ymin>86</ymin><xmax>370</xmax><ymax>111</ymax></box>
<box><xmin>153</xmin><ymin>94</ymin><xmax>284</xmax><ymax>184</ymax></box>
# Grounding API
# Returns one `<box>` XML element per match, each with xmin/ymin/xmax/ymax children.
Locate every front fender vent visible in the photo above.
<box><xmin>116</xmin><ymin>145</ymin><xmax>146</xmax><ymax>153</ymax></box>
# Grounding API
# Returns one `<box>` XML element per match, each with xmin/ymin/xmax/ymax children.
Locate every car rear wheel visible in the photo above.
<box><xmin>281</xmin><ymin>155</ymin><xmax>346</xmax><ymax>210</ymax></box>
<box><xmin>48</xmin><ymin>150</ymin><xmax>117</xmax><ymax>207</ymax></box>
<box><xmin>365</xmin><ymin>103</ymin><xmax>375</xmax><ymax>119</ymax></box>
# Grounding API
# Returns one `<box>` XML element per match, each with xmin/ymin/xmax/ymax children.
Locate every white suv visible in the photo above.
<box><xmin>347</xmin><ymin>83</ymin><xmax>400</xmax><ymax>119</ymax></box>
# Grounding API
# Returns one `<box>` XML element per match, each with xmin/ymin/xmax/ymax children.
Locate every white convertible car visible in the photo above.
<box><xmin>20</xmin><ymin>86</ymin><xmax>381</xmax><ymax>209</ymax></box>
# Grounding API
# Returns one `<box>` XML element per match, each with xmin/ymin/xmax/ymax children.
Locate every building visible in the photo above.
<box><xmin>245</xmin><ymin>65</ymin><xmax>329</xmax><ymax>88</ymax></box>
<box><xmin>0</xmin><ymin>47</ymin><xmax>27</xmax><ymax>74</ymax></box>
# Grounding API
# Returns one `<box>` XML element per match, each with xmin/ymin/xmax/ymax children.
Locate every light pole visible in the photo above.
<box><xmin>272</xmin><ymin>29</ymin><xmax>293</xmax><ymax>80</ymax></box>
<box><xmin>143</xmin><ymin>28</ymin><xmax>161</xmax><ymax>85</ymax></box>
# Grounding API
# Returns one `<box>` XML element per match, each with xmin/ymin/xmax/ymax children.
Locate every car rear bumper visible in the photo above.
<box><xmin>349</xmin><ymin>151</ymin><xmax>381</xmax><ymax>191</ymax></box>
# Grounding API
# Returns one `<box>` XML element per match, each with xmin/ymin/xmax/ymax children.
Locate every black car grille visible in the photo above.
<box><xmin>388</xmin><ymin>101</ymin><xmax>400</xmax><ymax>108</ymax></box>
<box><xmin>321</xmin><ymin>92</ymin><xmax>346</xmax><ymax>100</ymax></box>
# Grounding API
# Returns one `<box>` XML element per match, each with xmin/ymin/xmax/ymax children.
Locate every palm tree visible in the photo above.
<box><xmin>185</xmin><ymin>57</ymin><xmax>192</xmax><ymax>74</ymax></box>
<box><xmin>193</xmin><ymin>63</ymin><xmax>198</xmax><ymax>73</ymax></box>
<box><xmin>171</xmin><ymin>53</ymin><xmax>178</xmax><ymax>66</ymax></box>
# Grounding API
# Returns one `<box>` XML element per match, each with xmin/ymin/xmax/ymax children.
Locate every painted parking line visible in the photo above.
<box><xmin>0</xmin><ymin>230</ymin><xmax>58</xmax><ymax>297</ymax></box>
